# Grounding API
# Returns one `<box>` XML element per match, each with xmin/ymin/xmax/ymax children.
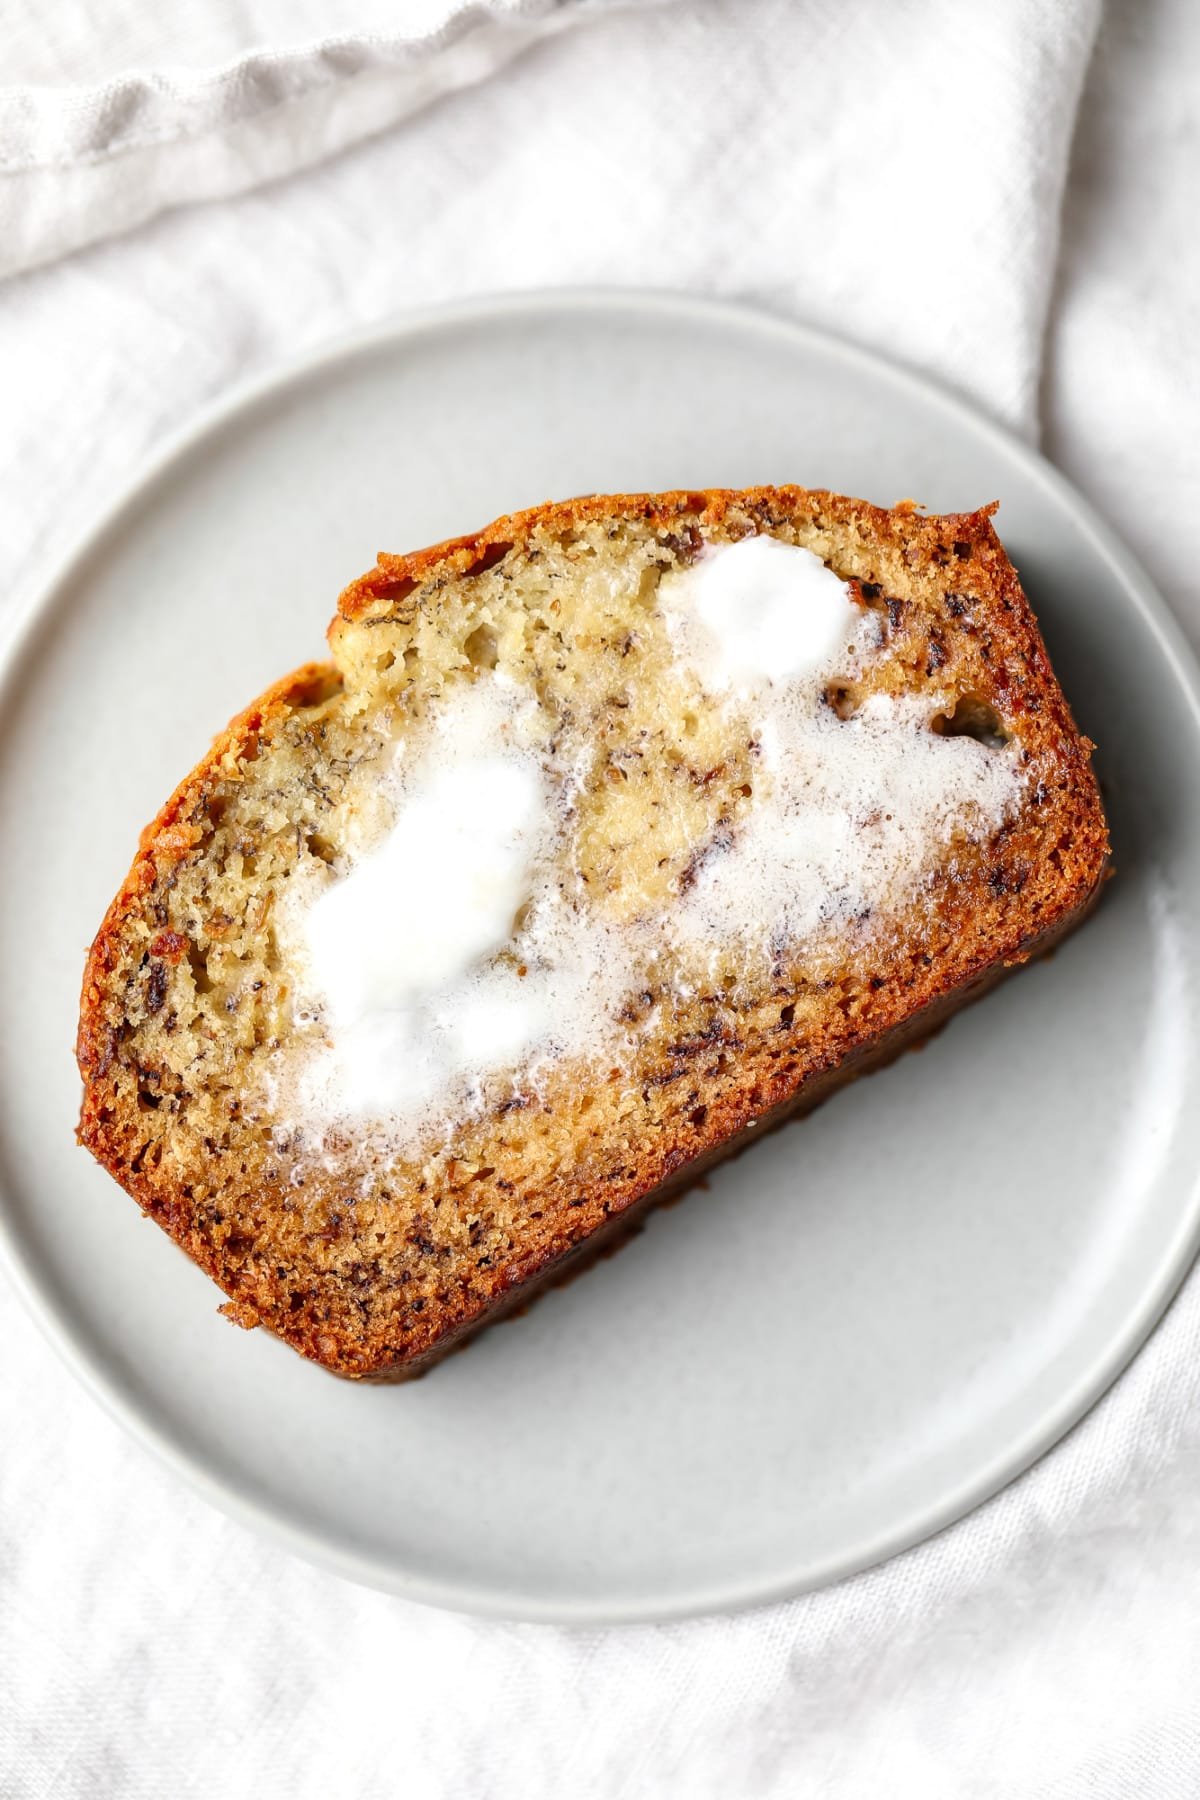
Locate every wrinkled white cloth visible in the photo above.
<box><xmin>0</xmin><ymin>0</ymin><xmax>635</xmax><ymax>280</ymax></box>
<box><xmin>3</xmin><ymin>2</ymin><xmax>1200</xmax><ymax>1796</ymax></box>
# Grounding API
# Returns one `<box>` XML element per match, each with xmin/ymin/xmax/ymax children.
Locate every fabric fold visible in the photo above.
<box><xmin>0</xmin><ymin>1</ymin><xmax>628</xmax><ymax>280</ymax></box>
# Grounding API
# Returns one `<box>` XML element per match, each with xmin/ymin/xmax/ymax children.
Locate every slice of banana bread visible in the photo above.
<box><xmin>76</xmin><ymin>488</ymin><xmax>1109</xmax><ymax>1378</ymax></box>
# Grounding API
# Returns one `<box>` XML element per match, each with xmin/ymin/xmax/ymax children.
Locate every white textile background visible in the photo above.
<box><xmin>2</xmin><ymin>2</ymin><xmax>1199</xmax><ymax>1794</ymax></box>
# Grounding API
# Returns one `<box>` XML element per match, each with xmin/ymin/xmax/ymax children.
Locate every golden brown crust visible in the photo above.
<box><xmin>338</xmin><ymin>488</ymin><xmax>994</xmax><ymax>622</ymax></box>
<box><xmin>77</xmin><ymin>488</ymin><xmax>1110</xmax><ymax>1380</ymax></box>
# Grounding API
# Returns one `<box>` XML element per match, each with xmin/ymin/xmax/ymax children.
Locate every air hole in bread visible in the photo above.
<box><xmin>187</xmin><ymin>942</ymin><xmax>214</xmax><ymax>995</ymax></box>
<box><xmin>464</xmin><ymin>624</ymin><xmax>499</xmax><ymax>670</ymax></box>
<box><xmin>823</xmin><ymin>681</ymin><xmax>861</xmax><ymax>720</ymax></box>
<box><xmin>470</xmin><ymin>542</ymin><xmax>512</xmax><ymax>577</ymax></box>
<box><xmin>931</xmin><ymin>695</ymin><xmax>1009</xmax><ymax>748</ymax></box>
<box><xmin>305</xmin><ymin>832</ymin><xmax>338</xmax><ymax>867</ymax></box>
<box><xmin>636</xmin><ymin>564</ymin><xmax>663</xmax><ymax>607</ymax></box>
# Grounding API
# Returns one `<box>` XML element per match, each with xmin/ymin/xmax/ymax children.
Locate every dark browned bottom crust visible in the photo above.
<box><xmin>374</xmin><ymin>880</ymin><xmax>1106</xmax><ymax>1382</ymax></box>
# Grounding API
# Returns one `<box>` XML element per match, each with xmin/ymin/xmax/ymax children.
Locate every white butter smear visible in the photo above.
<box><xmin>674</xmin><ymin>529</ymin><xmax>861</xmax><ymax>688</ymax></box>
<box><xmin>275</xmin><ymin>535</ymin><xmax>1025</xmax><ymax>1137</ymax></box>
<box><xmin>307</xmin><ymin>753</ymin><xmax>545</xmax><ymax>1024</ymax></box>
<box><xmin>656</xmin><ymin>541</ymin><xmax>1021</xmax><ymax>971</ymax></box>
<box><xmin>279</xmin><ymin>678</ymin><xmax>626</xmax><ymax>1125</ymax></box>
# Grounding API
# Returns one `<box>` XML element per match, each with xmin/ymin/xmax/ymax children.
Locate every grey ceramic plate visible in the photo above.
<box><xmin>2</xmin><ymin>291</ymin><xmax>1199</xmax><ymax>1624</ymax></box>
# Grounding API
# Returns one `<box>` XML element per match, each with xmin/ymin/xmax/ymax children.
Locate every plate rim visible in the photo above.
<box><xmin>3</xmin><ymin>284</ymin><xmax>1200</xmax><ymax>1624</ymax></box>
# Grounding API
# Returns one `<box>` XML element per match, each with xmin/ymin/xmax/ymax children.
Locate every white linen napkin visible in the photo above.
<box><xmin>4</xmin><ymin>2</ymin><xmax>1200</xmax><ymax>1795</ymax></box>
<box><xmin>0</xmin><ymin>0</ymin><xmax>637</xmax><ymax>281</ymax></box>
